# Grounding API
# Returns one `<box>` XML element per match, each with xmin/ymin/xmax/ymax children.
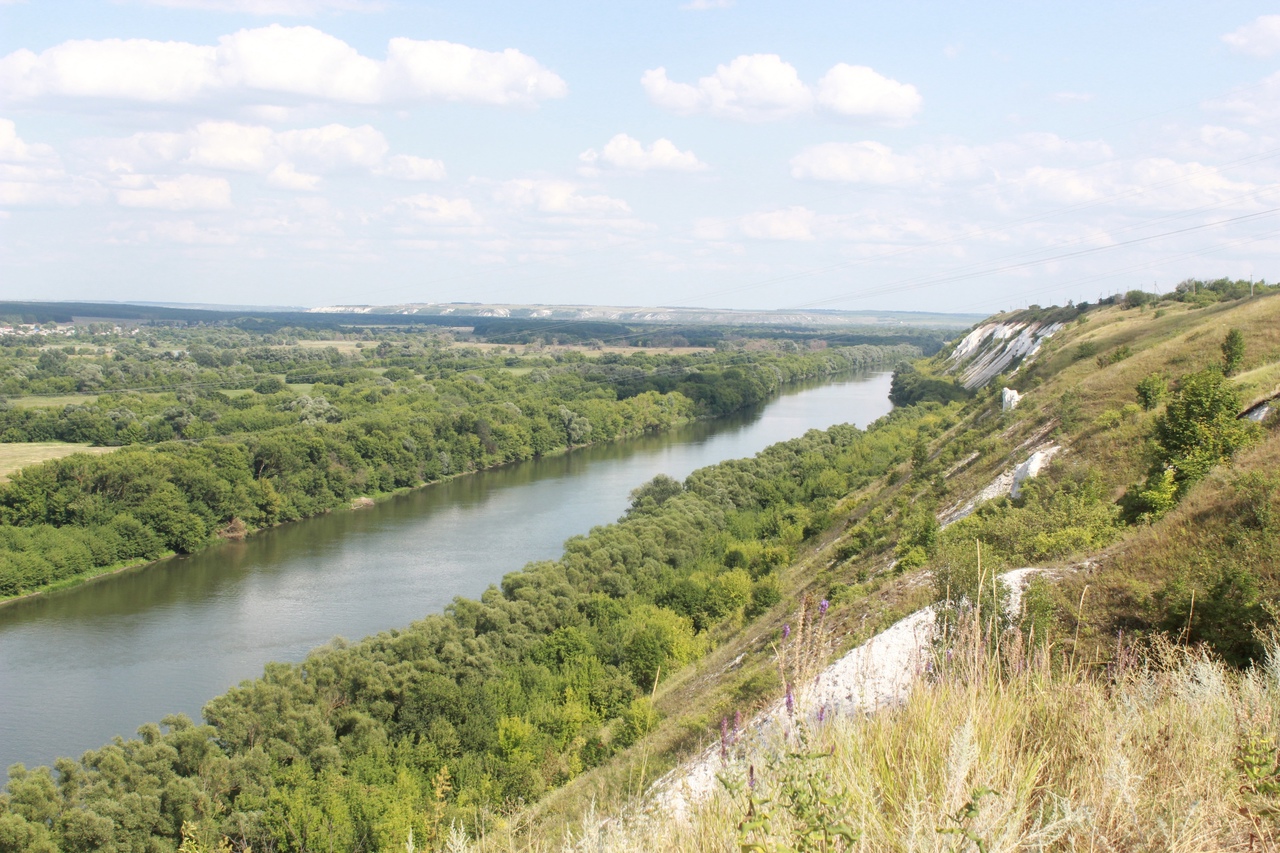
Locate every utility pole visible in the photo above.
<box><xmin>1250</xmin><ymin>275</ymin><xmax>1255</xmax><ymax>297</ymax></box>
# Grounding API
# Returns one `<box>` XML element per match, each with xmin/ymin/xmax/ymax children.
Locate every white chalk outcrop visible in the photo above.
<box><xmin>948</xmin><ymin>321</ymin><xmax>1063</xmax><ymax>390</ymax></box>
<box><xmin>651</xmin><ymin>569</ymin><xmax>1041</xmax><ymax>820</ymax></box>
<box><xmin>939</xmin><ymin>445</ymin><xmax>1060</xmax><ymax>527</ymax></box>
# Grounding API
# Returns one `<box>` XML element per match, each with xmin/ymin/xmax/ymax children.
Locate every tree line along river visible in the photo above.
<box><xmin>0</xmin><ymin>371</ymin><xmax>893</xmax><ymax>771</ymax></box>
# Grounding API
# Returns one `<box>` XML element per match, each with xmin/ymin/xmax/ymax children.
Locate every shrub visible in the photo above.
<box><xmin>1135</xmin><ymin>373</ymin><xmax>1167</xmax><ymax>410</ymax></box>
<box><xmin>1222</xmin><ymin>328</ymin><xmax>1246</xmax><ymax>376</ymax></box>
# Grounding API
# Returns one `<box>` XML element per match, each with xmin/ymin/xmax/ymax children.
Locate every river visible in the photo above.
<box><xmin>0</xmin><ymin>371</ymin><xmax>893</xmax><ymax>771</ymax></box>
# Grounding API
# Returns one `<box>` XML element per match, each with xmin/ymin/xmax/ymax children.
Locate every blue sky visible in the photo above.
<box><xmin>3</xmin><ymin>0</ymin><xmax>1280</xmax><ymax>313</ymax></box>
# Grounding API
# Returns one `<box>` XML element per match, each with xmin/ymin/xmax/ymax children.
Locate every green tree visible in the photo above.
<box><xmin>1153</xmin><ymin>369</ymin><xmax>1257</xmax><ymax>488</ymax></box>
<box><xmin>1222</xmin><ymin>328</ymin><xmax>1246</xmax><ymax>376</ymax></box>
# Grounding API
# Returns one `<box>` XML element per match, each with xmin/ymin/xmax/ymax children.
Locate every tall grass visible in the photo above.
<box><xmin>533</xmin><ymin>620</ymin><xmax>1280</xmax><ymax>852</ymax></box>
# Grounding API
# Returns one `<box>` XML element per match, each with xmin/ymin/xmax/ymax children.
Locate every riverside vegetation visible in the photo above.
<box><xmin>0</xmin><ymin>324</ymin><xmax>916</xmax><ymax>599</ymax></box>
<box><xmin>3</xmin><ymin>281</ymin><xmax>1280</xmax><ymax>851</ymax></box>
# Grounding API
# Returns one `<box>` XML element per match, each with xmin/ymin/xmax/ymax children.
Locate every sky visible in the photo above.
<box><xmin>3</xmin><ymin>1</ymin><xmax>1280</xmax><ymax>314</ymax></box>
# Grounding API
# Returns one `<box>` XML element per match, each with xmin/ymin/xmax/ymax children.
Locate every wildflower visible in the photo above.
<box><xmin>819</xmin><ymin>598</ymin><xmax>829</xmax><ymax>616</ymax></box>
<box><xmin>817</xmin><ymin>705</ymin><xmax>826</xmax><ymax>723</ymax></box>
<box><xmin>782</xmin><ymin>624</ymin><xmax>791</xmax><ymax>640</ymax></box>
<box><xmin>748</xmin><ymin>764</ymin><xmax>756</xmax><ymax>790</ymax></box>
<box><xmin>785</xmin><ymin>686</ymin><xmax>795</xmax><ymax>716</ymax></box>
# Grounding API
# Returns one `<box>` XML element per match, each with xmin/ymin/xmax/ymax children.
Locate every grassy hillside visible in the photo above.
<box><xmin>491</xmin><ymin>291</ymin><xmax>1280</xmax><ymax>851</ymax></box>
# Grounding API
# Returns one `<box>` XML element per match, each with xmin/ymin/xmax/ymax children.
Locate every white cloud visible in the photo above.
<box><xmin>1207</xmin><ymin>70</ymin><xmax>1280</xmax><ymax>124</ymax></box>
<box><xmin>0</xmin><ymin>39</ymin><xmax>219</xmax><ymax>102</ymax></box>
<box><xmin>790</xmin><ymin>141</ymin><xmax>920</xmax><ymax>184</ymax></box>
<box><xmin>1005</xmin><ymin>156</ymin><xmax>1255</xmax><ymax>210</ymax></box>
<box><xmin>1013</xmin><ymin>166</ymin><xmax>1103</xmax><ymax>204</ymax></box>
<box><xmin>384</xmin><ymin>38</ymin><xmax>567</xmax><ymax>106</ymax></box>
<box><xmin>740</xmin><ymin>206</ymin><xmax>816</xmax><ymax>241</ymax></box>
<box><xmin>0</xmin><ymin>170</ymin><xmax>99</xmax><ymax>207</ymax></box>
<box><xmin>643</xmin><ymin>55</ymin><xmax>919</xmax><ymax>123</ymax></box>
<box><xmin>275</xmin><ymin>123</ymin><xmax>387</xmax><ymax>169</ymax></box>
<box><xmin>579</xmin><ymin>133</ymin><xmax>706</xmax><ymax>172</ymax></box>
<box><xmin>0</xmin><ymin>119</ymin><xmax>106</xmax><ymax>206</ymax></box>
<box><xmin>93</xmin><ymin>120</ymin><xmax>434</xmax><ymax>185</ymax></box>
<box><xmin>377</xmin><ymin>154</ymin><xmax>446</xmax><ymax>181</ymax></box>
<box><xmin>115</xmin><ymin>174</ymin><xmax>232</xmax><ymax>209</ymax></box>
<box><xmin>266</xmin><ymin>162</ymin><xmax>321</xmax><ymax>190</ymax></box>
<box><xmin>643</xmin><ymin>55</ymin><xmax>811</xmax><ymax>121</ymax></box>
<box><xmin>1223</xmin><ymin>15</ymin><xmax>1280</xmax><ymax>56</ymax></box>
<box><xmin>0</xmin><ymin>118</ymin><xmax>57</xmax><ymax>163</ymax></box>
<box><xmin>1198</xmin><ymin>124</ymin><xmax>1254</xmax><ymax>150</ymax></box>
<box><xmin>215</xmin><ymin>25</ymin><xmax>383</xmax><ymax>103</ymax></box>
<box><xmin>395</xmin><ymin>193</ymin><xmax>481</xmax><ymax>225</ymax></box>
<box><xmin>132</xmin><ymin>0</ymin><xmax>384</xmax><ymax>14</ymax></box>
<box><xmin>679</xmin><ymin>0</ymin><xmax>733</xmax><ymax>9</ymax></box>
<box><xmin>495</xmin><ymin>179</ymin><xmax>631</xmax><ymax>216</ymax></box>
<box><xmin>1050</xmin><ymin>91</ymin><xmax>1094</xmax><ymax>103</ymax></box>
<box><xmin>815</xmin><ymin>64</ymin><xmax>920</xmax><ymax>124</ymax></box>
<box><xmin>185</xmin><ymin>121</ymin><xmax>275</xmax><ymax>171</ymax></box>
<box><xmin>791</xmin><ymin>134</ymin><xmax>1112</xmax><ymax>186</ymax></box>
<box><xmin>0</xmin><ymin>26</ymin><xmax>567</xmax><ymax>108</ymax></box>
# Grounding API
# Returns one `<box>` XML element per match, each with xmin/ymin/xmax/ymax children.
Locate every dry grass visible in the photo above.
<box><xmin>525</xmin><ymin>629</ymin><xmax>1278</xmax><ymax>853</ymax></box>
<box><xmin>1065</xmin><ymin>426</ymin><xmax>1280</xmax><ymax>650</ymax></box>
<box><xmin>0</xmin><ymin>442</ymin><xmax>114</xmax><ymax>482</ymax></box>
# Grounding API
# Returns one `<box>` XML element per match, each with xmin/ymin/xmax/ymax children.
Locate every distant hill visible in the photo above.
<box><xmin>307</xmin><ymin>301</ymin><xmax>984</xmax><ymax>329</ymax></box>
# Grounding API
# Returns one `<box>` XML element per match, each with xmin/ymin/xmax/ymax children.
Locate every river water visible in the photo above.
<box><xmin>0</xmin><ymin>372</ymin><xmax>893</xmax><ymax>771</ymax></box>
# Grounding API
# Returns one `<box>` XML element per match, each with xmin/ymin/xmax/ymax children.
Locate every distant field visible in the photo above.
<box><xmin>7</xmin><ymin>391</ymin><xmax>182</xmax><ymax>409</ymax></box>
<box><xmin>291</xmin><ymin>340</ymin><xmax>364</xmax><ymax>354</ymax></box>
<box><xmin>450</xmin><ymin>342</ymin><xmax>714</xmax><ymax>356</ymax></box>
<box><xmin>7</xmin><ymin>394</ymin><xmax>100</xmax><ymax>408</ymax></box>
<box><xmin>0</xmin><ymin>442</ymin><xmax>114</xmax><ymax>482</ymax></box>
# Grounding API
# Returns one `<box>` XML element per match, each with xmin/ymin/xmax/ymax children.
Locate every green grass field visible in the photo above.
<box><xmin>0</xmin><ymin>442</ymin><xmax>114</xmax><ymax>482</ymax></box>
<box><xmin>6</xmin><ymin>394</ymin><xmax>100</xmax><ymax>408</ymax></box>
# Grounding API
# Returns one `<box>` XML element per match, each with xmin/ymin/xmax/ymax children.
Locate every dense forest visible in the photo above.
<box><xmin>0</xmin><ymin>325</ymin><xmax>916</xmax><ymax>598</ymax></box>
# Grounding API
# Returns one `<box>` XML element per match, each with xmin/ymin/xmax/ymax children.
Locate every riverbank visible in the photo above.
<box><xmin>0</xmin><ymin>416</ymin><xmax>698</xmax><ymax>607</ymax></box>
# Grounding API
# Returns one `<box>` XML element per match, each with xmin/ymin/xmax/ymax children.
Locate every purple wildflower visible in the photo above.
<box><xmin>785</xmin><ymin>687</ymin><xmax>795</xmax><ymax>716</ymax></box>
<box><xmin>748</xmin><ymin>764</ymin><xmax>756</xmax><ymax>790</ymax></box>
<box><xmin>782</xmin><ymin>624</ymin><xmax>791</xmax><ymax>640</ymax></box>
<box><xmin>817</xmin><ymin>705</ymin><xmax>826</xmax><ymax>723</ymax></box>
<box><xmin>819</xmin><ymin>599</ymin><xmax>829</xmax><ymax>616</ymax></box>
